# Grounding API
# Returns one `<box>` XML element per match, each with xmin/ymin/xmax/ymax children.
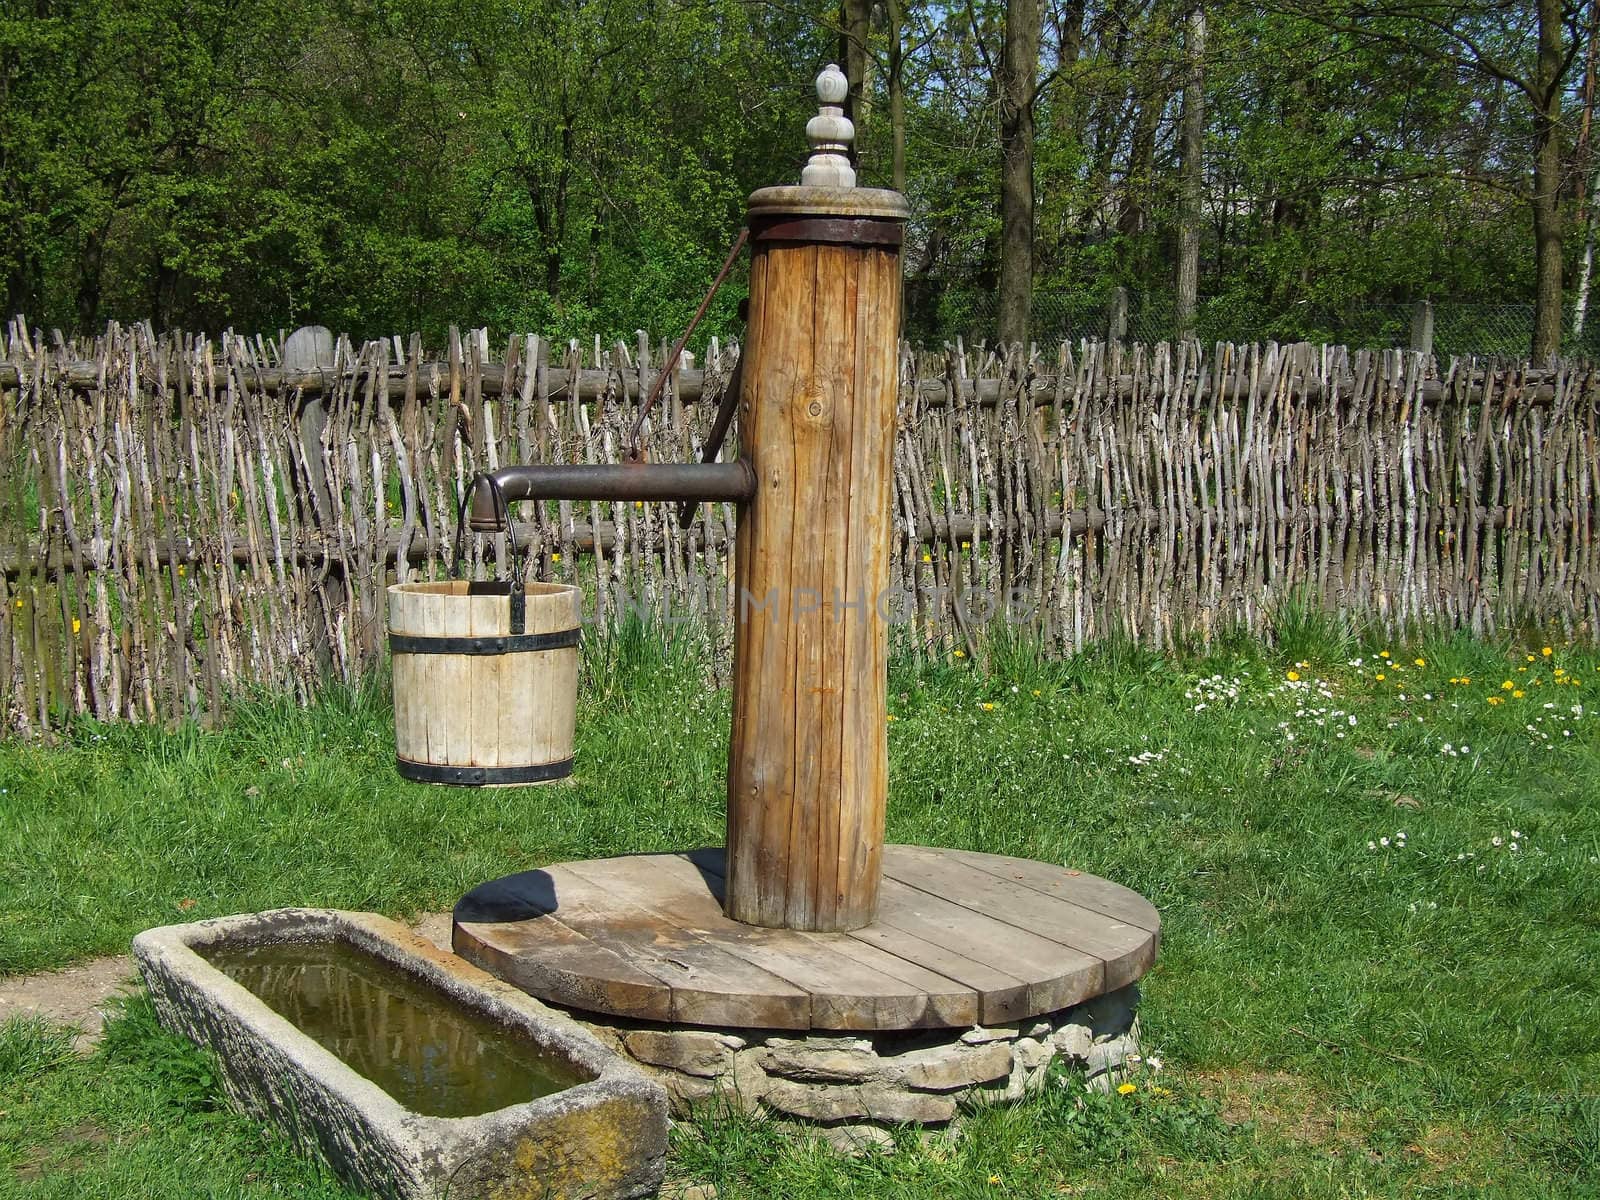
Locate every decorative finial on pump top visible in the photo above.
<box><xmin>801</xmin><ymin>64</ymin><xmax>855</xmax><ymax>188</ymax></box>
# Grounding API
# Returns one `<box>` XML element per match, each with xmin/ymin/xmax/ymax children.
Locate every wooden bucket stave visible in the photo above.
<box><xmin>389</xmin><ymin>581</ymin><xmax>581</xmax><ymax>786</ymax></box>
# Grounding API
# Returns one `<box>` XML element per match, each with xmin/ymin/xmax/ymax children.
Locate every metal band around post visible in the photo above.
<box><xmin>395</xmin><ymin>757</ymin><xmax>574</xmax><ymax>786</ymax></box>
<box><xmin>388</xmin><ymin>629</ymin><xmax>581</xmax><ymax>656</ymax></box>
<box><xmin>750</xmin><ymin>217</ymin><xmax>904</xmax><ymax>247</ymax></box>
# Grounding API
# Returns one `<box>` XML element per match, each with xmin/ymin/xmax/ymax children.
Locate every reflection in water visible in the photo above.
<box><xmin>203</xmin><ymin>939</ymin><xmax>587</xmax><ymax>1117</ymax></box>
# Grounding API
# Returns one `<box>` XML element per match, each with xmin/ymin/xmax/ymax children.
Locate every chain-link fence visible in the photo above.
<box><xmin>904</xmin><ymin>282</ymin><xmax>1600</xmax><ymax>358</ymax></box>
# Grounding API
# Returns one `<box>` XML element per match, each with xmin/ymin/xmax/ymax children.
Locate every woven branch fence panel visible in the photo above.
<box><xmin>2</xmin><ymin>320</ymin><xmax>1597</xmax><ymax>732</ymax></box>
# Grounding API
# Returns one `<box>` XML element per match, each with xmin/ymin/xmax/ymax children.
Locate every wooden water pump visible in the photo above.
<box><xmin>467</xmin><ymin>66</ymin><xmax>908</xmax><ymax>933</ymax></box>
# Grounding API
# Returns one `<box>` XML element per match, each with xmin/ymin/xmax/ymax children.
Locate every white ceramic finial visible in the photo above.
<box><xmin>802</xmin><ymin>63</ymin><xmax>855</xmax><ymax>187</ymax></box>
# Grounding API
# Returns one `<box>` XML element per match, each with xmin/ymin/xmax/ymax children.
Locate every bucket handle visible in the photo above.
<box><xmin>453</xmin><ymin>474</ymin><xmax>527</xmax><ymax>635</ymax></box>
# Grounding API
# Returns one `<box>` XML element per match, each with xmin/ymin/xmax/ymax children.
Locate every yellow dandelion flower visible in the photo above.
<box><xmin>1117</xmin><ymin>1082</ymin><xmax>1138</xmax><ymax>1095</ymax></box>
<box><xmin>551</xmin><ymin>552</ymin><xmax>561</xmax><ymax>562</ymax></box>
<box><xmin>1151</xmin><ymin>1085</ymin><xmax>1173</xmax><ymax>1097</ymax></box>
<box><xmin>1032</xmin><ymin>689</ymin><xmax>1041</xmax><ymax>696</ymax></box>
<box><xmin>1449</xmin><ymin>677</ymin><xmax>1460</xmax><ymax>684</ymax></box>
<box><xmin>922</xmin><ymin>552</ymin><xmax>931</xmax><ymax>563</ymax></box>
<box><xmin>1502</xmin><ymin>680</ymin><xmax>1514</xmax><ymax>690</ymax></box>
<box><xmin>980</xmin><ymin>702</ymin><xmax>996</xmax><ymax>711</ymax></box>
<box><xmin>1461</xmin><ymin>676</ymin><xmax>1471</xmax><ymax>685</ymax></box>
<box><xmin>1286</xmin><ymin>670</ymin><xmax>1301</xmax><ymax>682</ymax></box>
<box><xmin>1380</xmin><ymin>650</ymin><xmax>1391</xmax><ymax>658</ymax></box>
<box><xmin>1555</xmin><ymin>667</ymin><xmax>1567</xmax><ymax>677</ymax></box>
<box><xmin>177</xmin><ymin>565</ymin><xmax>186</xmax><ymax>576</ymax></box>
<box><xmin>634</xmin><ymin>500</ymin><xmax>643</xmax><ymax>509</ymax></box>
<box><xmin>1543</xmin><ymin>646</ymin><xmax>1554</xmax><ymax>657</ymax></box>
<box><xmin>1513</xmin><ymin>689</ymin><xmax>1525</xmax><ymax>698</ymax></box>
<box><xmin>1527</xmin><ymin>654</ymin><xmax>1537</xmax><ymax>662</ymax></box>
<box><xmin>1488</xmin><ymin>696</ymin><xmax>1504</xmax><ymax>705</ymax></box>
<box><xmin>953</xmin><ymin>648</ymin><xmax>966</xmax><ymax>659</ymax></box>
<box><xmin>960</xmin><ymin>540</ymin><xmax>970</xmax><ymax>550</ymax></box>
<box><xmin>1414</xmin><ymin>658</ymin><xmax>1426</xmax><ymax>667</ymax></box>
<box><xmin>886</xmin><ymin>713</ymin><xmax>897</xmax><ymax>723</ymax></box>
<box><xmin>988</xmin><ymin>1176</ymin><xmax>1002</xmax><ymax>1186</ymax></box>
<box><xmin>72</xmin><ymin>618</ymin><xmax>81</xmax><ymax>634</ymax></box>
<box><xmin>1376</xmin><ymin>673</ymin><xmax>1386</xmax><ymax>681</ymax></box>
<box><xmin>12</xmin><ymin>599</ymin><xmax>20</xmax><ymax>609</ymax></box>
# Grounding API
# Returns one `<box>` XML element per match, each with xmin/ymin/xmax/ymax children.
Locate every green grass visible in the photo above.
<box><xmin>2</xmin><ymin>627</ymin><xmax>1598</xmax><ymax>1197</ymax></box>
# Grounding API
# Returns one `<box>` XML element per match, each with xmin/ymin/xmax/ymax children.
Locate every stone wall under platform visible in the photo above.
<box><xmin>557</xmin><ymin>986</ymin><xmax>1142</xmax><ymax>1151</ymax></box>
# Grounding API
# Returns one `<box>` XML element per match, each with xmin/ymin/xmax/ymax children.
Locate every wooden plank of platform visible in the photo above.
<box><xmin>873</xmin><ymin>875</ymin><xmax>1105</xmax><ymax>1015</ymax></box>
<box><xmin>538</xmin><ymin>863</ymin><xmax>811</xmax><ymax>1028</ymax></box>
<box><xmin>565</xmin><ymin>854</ymin><xmax>978</xmax><ymax>1029</ymax></box>
<box><xmin>456</xmin><ymin>864</ymin><xmax>810</xmax><ymax>1027</ymax></box>
<box><xmin>453</xmin><ymin>872</ymin><xmax>675</xmax><ymax>1021</ymax></box>
<box><xmin>886</xmin><ymin>846</ymin><xmax>1158</xmax><ymax>990</ymax></box>
<box><xmin>841</xmin><ymin>920</ymin><xmax>1035</xmax><ymax>1025</ymax></box>
<box><xmin>453</xmin><ymin>846</ymin><xmax>1161</xmax><ymax>1031</ymax></box>
<box><xmin>683</xmin><ymin>849</ymin><xmax>983</xmax><ymax>1026</ymax></box>
<box><xmin>938</xmin><ymin>848</ymin><xmax>1162</xmax><ymax>932</ymax></box>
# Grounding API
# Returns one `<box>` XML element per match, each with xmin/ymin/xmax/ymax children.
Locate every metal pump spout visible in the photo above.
<box><xmin>467</xmin><ymin>461</ymin><xmax>757</xmax><ymax>531</ymax></box>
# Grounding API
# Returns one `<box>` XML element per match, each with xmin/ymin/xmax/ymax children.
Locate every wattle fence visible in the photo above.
<box><xmin>2</xmin><ymin>318</ymin><xmax>1597</xmax><ymax>732</ymax></box>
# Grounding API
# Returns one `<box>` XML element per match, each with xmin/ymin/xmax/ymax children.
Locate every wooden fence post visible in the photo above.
<box><xmin>1107</xmin><ymin>287</ymin><xmax>1130</xmax><ymax>342</ymax></box>
<box><xmin>1410</xmin><ymin>300</ymin><xmax>1434</xmax><ymax>356</ymax></box>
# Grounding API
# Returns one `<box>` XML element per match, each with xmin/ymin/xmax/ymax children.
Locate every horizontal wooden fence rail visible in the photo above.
<box><xmin>0</xmin><ymin>510</ymin><xmax>1119</xmax><ymax>581</ymax></box>
<box><xmin>2</xmin><ymin>318</ymin><xmax>1598</xmax><ymax>733</ymax></box>
<box><xmin>1</xmin><ymin>354</ymin><xmax>1575</xmax><ymax>409</ymax></box>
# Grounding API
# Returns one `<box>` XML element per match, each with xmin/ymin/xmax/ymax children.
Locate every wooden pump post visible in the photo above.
<box><xmin>724</xmin><ymin>66</ymin><xmax>910</xmax><ymax>932</ymax></box>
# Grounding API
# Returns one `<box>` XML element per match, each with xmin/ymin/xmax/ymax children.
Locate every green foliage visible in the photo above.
<box><xmin>1268</xmin><ymin>588</ymin><xmax>1361</xmax><ymax>664</ymax></box>
<box><xmin>1</xmin><ymin>0</ymin><xmax>1585</xmax><ymax>344</ymax></box>
<box><xmin>98</xmin><ymin>994</ymin><xmax>223</xmax><ymax>1116</ymax></box>
<box><xmin>0</xmin><ymin>1017</ymin><xmax>76</xmax><ymax>1089</ymax></box>
<box><xmin>0</xmin><ymin>1001</ymin><xmax>356</xmax><ymax>1198</ymax></box>
<box><xmin>1039</xmin><ymin>1068</ymin><xmax>1235</xmax><ymax>1164</ymax></box>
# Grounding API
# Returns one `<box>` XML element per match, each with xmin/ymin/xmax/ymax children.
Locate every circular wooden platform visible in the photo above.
<box><xmin>453</xmin><ymin>846</ymin><xmax>1159</xmax><ymax>1032</ymax></box>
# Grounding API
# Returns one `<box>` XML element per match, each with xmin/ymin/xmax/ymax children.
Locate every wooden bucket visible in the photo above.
<box><xmin>389</xmin><ymin>580</ymin><xmax>581</xmax><ymax>786</ymax></box>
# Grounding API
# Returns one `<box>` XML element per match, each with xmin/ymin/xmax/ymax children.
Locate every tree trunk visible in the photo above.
<box><xmin>840</xmin><ymin>0</ymin><xmax>872</xmax><ymax>169</ymax></box>
<box><xmin>886</xmin><ymin>0</ymin><xmax>906</xmax><ymax>191</ymax></box>
<box><xmin>1574</xmin><ymin>162</ymin><xmax>1598</xmax><ymax>337</ymax></box>
<box><xmin>1530</xmin><ymin>0</ymin><xmax>1565</xmax><ymax>360</ymax></box>
<box><xmin>1116</xmin><ymin>80</ymin><xmax>1162</xmax><ymax>258</ymax></box>
<box><xmin>996</xmin><ymin>0</ymin><xmax>1041</xmax><ymax>348</ymax></box>
<box><xmin>75</xmin><ymin>224</ymin><xmax>107</xmax><ymax>333</ymax></box>
<box><xmin>1175</xmin><ymin>5</ymin><xmax>1205</xmax><ymax>340</ymax></box>
<box><xmin>1570</xmin><ymin>0</ymin><xmax>1598</xmax><ymax>337</ymax></box>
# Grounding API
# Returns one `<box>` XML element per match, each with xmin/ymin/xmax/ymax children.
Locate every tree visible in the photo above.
<box><xmin>841</xmin><ymin>0</ymin><xmax>873</xmax><ymax>166</ymax></box>
<box><xmin>1175</xmin><ymin>3</ymin><xmax>1204</xmax><ymax>338</ymax></box>
<box><xmin>1274</xmin><ymin>0</ymin><xmax>1588</xmax><ymax>357</ymax></box>
<box><xmin>1572</xmin><ymin>0</ymin><xmax>1599</xmax><ymax>335</ymax></box>
<box><xmin>995</xmin><ymin>0</ymin><xmax>1043</xmax><ymax>346</ymax></box>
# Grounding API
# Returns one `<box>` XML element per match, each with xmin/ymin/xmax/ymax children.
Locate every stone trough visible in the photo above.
<box><xmin>132</xmin><ymin>909</ymin><xmax>668</xmax><ymax>1200</ymax></box>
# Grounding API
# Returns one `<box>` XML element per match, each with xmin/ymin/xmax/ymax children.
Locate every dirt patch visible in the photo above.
<box><xmin>1404</xmin><ymin>1121</ymin><xmax>1496</xmax><ymax>1184</ymax></box>
<box><xmin>0</xmin><ymin>913</ymin><xmax>455</xmax><ymax>1052</ymax></box>
<box><xmin>1193</xmin><ymin>1068</ymin><xmax>1496</xmax><ymax>1186</ymax></box>
<box><xmin>10</xmin><ymin>1120</ymin><xmax>111</xmax><ymax>1181</ymax></box>
<box><xmin>1191</xmin><ymin>1068</ymin><xmax>1363</xmax><ymax>1153</ymax></box>
<box><xmin>0</xmin><ymin>957</ymin><xmax>138</xmax><ymax>1053</ymax></box>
